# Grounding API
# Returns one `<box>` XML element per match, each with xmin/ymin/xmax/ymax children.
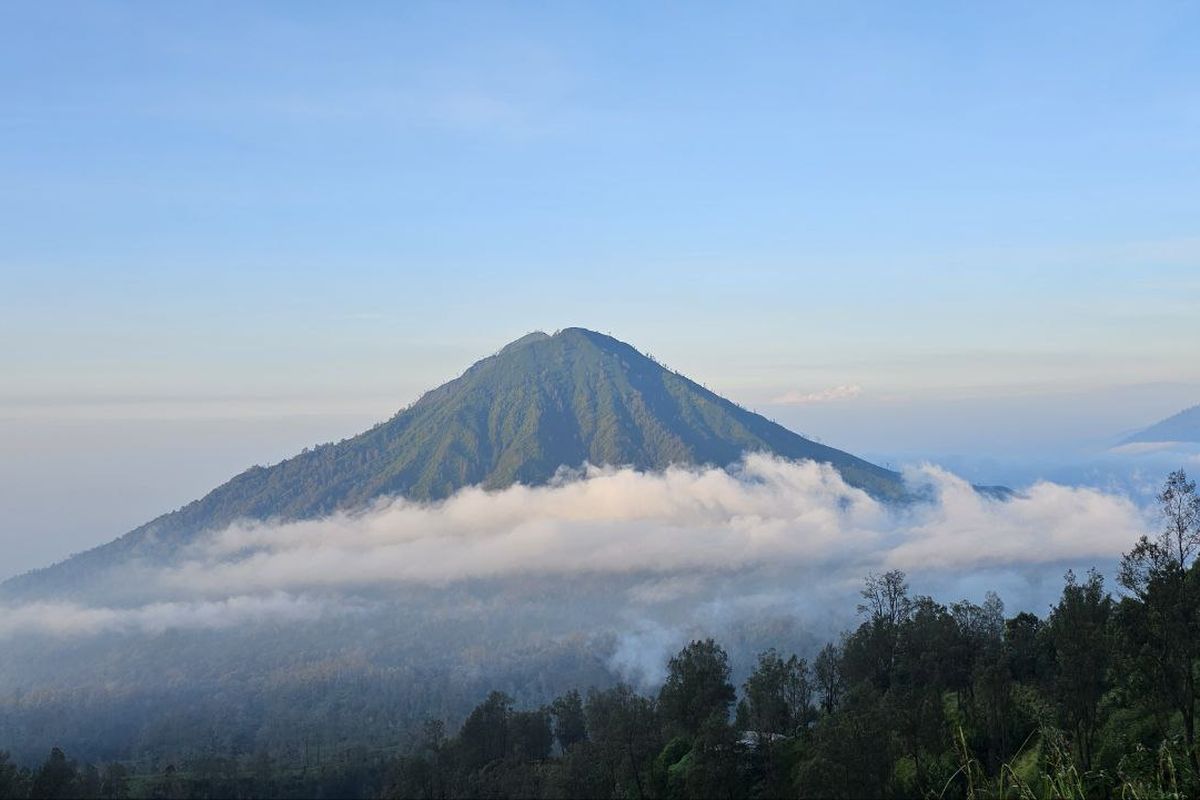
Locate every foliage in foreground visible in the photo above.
<box><xmin>2</xmin><ymin>470</ymin><xmax>1198</xmax><ymax>799</ymax></box>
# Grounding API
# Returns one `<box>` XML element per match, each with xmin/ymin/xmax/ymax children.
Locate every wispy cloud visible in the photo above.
<box><xmin>0</xmin><ymin>593</ymin><xmax>341</xmax><ymax>638</ymax></box>
<box><xmin>1109</xmin><ymin>441</ymin><xmax>1185</xmax><ymax>455</ymax></box>
<box><xmin>769</xmin><ymin>384</ymin><xmax>863</xmax><ymax>405</ymax></box>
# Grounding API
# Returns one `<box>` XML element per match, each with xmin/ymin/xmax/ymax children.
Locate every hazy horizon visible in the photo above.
<box><xmin>5</xmin><ymin>7</ymin><xmax>1200</xmax><ymax>796</ymax></box>
<box><xmin>3</xmin><ymin>327</ymin><xmax>1197</xmax><ymax>579</ymax></box>
<box><xmin>5</xmin><ymin>3</ymin><xmax>1199</xmax><ymax>576</ymax></box>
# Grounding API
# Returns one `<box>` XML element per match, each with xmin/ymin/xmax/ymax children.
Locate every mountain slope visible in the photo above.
<box><xmin>2</xmin><ymin>328</ymin><xmax>906</xmax><ymax>597</ymax></box>
<box><xmin>1122</xmin><ymin>404</ymin><xmax>1200</xmax><ymax>445</ymax></box>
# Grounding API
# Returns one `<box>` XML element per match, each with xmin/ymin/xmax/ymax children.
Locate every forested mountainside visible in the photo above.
<box><xmin>2</xmin><ymin>328</ymin><xmax>905</xmax><ymax>600</ymax></box>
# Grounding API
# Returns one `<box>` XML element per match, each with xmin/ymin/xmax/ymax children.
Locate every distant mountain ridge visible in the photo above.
<box><xmin>1121</xmin><ymin>404</ymin><xmax>1200</xmax><ymax>445</ymax></box>
<box><xmin>2</xmin><ymin>328</ymin><xmax>907</xmax><ymax>598</ymax></box>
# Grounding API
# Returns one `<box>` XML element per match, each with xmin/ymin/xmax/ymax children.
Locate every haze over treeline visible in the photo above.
<box><xmin>3</xmin><ymin>468</ymin><xmax>1198</xmax><ymax>799</ymax></box>
<box><xmin>0</xmin><ymin>330</ymin><xmax>1167</xmax><ymax>787</ymax></box>
<box><xmin>3</xmin><ymin>2</ymin><xmax>1200</xmax><ymax>798</ymax></box>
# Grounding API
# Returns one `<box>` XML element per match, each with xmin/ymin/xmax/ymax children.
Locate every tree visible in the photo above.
<box><xmin>386</xmin><ymin>719</ymin><xmax>445</xmax><ymax>800</ymax></box>
<box><xmin>683</xmin><ymin>714</ymin><xmax>743</xmax><ymax>800</ymax></box>
<box><xmin>738</xmin><ymin>649</ymin><xmax>813</xmax><ymax>735</ymax></box>
<box><xmin>1157</xmin><ymin>469</ymin><xmax>1200</xmax><ymax>568</ymax></box>
<box><xmin>1046</xmin><ymin>570</ymin><xmax>1111</xmax><ymax>770</ymax></box>
<box><xmin>941</xmin><ymin>592</ymin><xmax>1006</xmax><ymax>711</ymax></box>
<box><xmin>1119</xmin><ymin>469</ymin><xmax>1200</xmax><ymax>594</ymax></box>
<box><xmin>420</xmin><ymin>717</ymin><xmax>446</xmax><ymax>755</ymax></box>
<box><xmin>585</xmin><ymin>684</ymin><xmax>661</xmax><ymax>800</ymax></box>
<box><xmin>952</xmin><ymin>592</ymin><xmax>1006</xmax><ymax>647</ymax></box>
<box><xmin>78</xmin><ymin>764</ymin><xmax>100</xmax><ymax>800</ymax></box>
<box><xmin>796</xmin><ymin>685</ymin><xmax>893</xmax><ymax>799</ymax></box>
<box><xmin>1118</xmin><ymin>469</ymin><xmax>1200</xmax><ymax>772</ymax></box>
<box><xmin>857</xmin><ymin>570</ymin><xmax>913</xmax><ymax>627</ymax></box>
<box><xmin>1004</xmin><ymin>612</ymin><xmax>1050</xmax><ymax>685</ymax></box>
<box><xmin>0</xmin><ymin>751</ymin><xmax>30</xmax><ymax>800</ymax></box>
<box><xmin>845</xmin><ymin>571</ymin><xmax>914</xmax><ymax>691</ymax></box>
<box><xmin>551</xmin><ymin>690</ymin><xmax>588</xmax><ymax>752</ymax></box>
<box><xmin>509</xmin><ymin>708</ymin><xmax>554</xmax><ymax>761</ymax></box>
<box><xmin>99</xmin><ymin>762</ymin><xmax>128</xmax><ymax>800</ymax></box>
<box><xmin>659</xmin><ymin>639</ymin><xmax>736</xmax><ymax>736</ymax></box>
<box><xmin>30</xmin><ymin>748</ymin><xmax>77</xmax><ymax>800</ymax></box>
<box><xmin>458</xmin><ymin>691</ymin><xmax>512</xmax><ymax>769</ymax></box>
<box><xmin>888</xmin><ymin>597</ymin><xmax>959</xmax><ymax>788</ymax></box>
<box><xmin>813</xmin><ymin>642</ymin><xmax>844</xmax><ymax>715</ymax></box>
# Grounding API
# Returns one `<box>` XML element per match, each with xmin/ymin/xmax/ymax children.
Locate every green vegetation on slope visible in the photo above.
<box><xmin>2</xmin><ymin>328</ymin><xmax>903</xmax><ymax>597</ymax></box>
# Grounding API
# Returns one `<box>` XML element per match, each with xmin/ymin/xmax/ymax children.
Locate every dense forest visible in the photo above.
<box><xmin>2</xmin><ymin>469</ymin><xmax>1198</xmax><ymax>799</ymax></box>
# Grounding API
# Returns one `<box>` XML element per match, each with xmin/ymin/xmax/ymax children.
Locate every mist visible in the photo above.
<box><xmin>0</xmin><ymin>455</ymin><xmax>1146</xmax><ymax>642</ymax></box>
<box><xmin>0</xmin><ymin>455</ymin><xmax>1163</xmax><ymax>766</ymax></box>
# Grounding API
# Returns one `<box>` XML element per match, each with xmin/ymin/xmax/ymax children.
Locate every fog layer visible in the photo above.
<box><xmin>0</xmin><ymin>455</ymin><xmax>1145</xmax><ymax>639</ymax></box>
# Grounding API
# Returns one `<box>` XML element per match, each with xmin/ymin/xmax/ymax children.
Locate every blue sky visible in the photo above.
<box><xmin>2</xmin><ymin>2</ymin><xmax>1199</xmax><ymax>573</ymax></box>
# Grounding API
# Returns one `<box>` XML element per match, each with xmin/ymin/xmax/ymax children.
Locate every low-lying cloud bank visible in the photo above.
<box><xmin>174</xmin><ymin>455</ymin><xmax>1142</xmax><ymax>589</ymax></box>
<box><xmin>0</xmin><ymin>593</ymin><xmax>337</xmax><ymax>638</ymax></box>
<box><xmin>1</xmin><ymin>455</ymin><xmax>1147</xmax><ymax>638</ymax></box>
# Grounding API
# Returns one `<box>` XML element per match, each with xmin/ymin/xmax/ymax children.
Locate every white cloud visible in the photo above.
<box><xmin>1109</xmin><ymin>441</ymin><xmax>1184</xmax><ymax>455</ymax></box>
<box><xmin>769</xmin><ymin>384</ymin><xmax>863</xmax><ymax>405</ymax></box>
<box><xmin>166</xmin><ymin>454</ymin><xmax>1141</xmax><ymax>593</ymax></box>
<box><xmin>170</xmin><ymin>456</ymin><xmax>878</xmax><ymax>593</ymax></box>
<box><xmin>0</xmin><ymin>455</ymin><xmax>1147</xmax><ymax>639</ymax></box>
<box><xmin>0</xmin><ymin>593</ymin><xmax>338</xmax><ymax>638</ymax></box>
<box><xmin>884</xmin><ymin>466</ymin><xmax>1143</xmax><ymax>570</ymax></box>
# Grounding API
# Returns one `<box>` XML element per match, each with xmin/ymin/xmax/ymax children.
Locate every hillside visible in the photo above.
<box><xmin>1</xmin><ymin>328</ymin><xmax>905</xmax><ymax>598</ymax></box>
<box><xmin>1122</xmin><ymin>403</ymin><xmax>1200</xmax><ymax>445</ymax></box>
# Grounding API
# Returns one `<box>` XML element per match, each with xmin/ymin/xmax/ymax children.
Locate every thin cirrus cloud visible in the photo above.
<box><xmin>0</xmin><ymin>455</ymin><xmax>1147</xmax><ymax>640</ymax></box>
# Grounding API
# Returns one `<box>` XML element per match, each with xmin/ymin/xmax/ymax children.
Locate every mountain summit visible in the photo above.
<box><xmin>1121</xmin><ymin>403</ymin><xmax>1200</xmax><ymax>446</ymax></box>
<box><xmin>3</xmin><ymin>328</ymin><xmax>905</xmax><ymax>596</ymax></box>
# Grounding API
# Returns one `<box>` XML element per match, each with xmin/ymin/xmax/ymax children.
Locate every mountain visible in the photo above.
<box><xmin>2</xmin><ymin>327</ymin><xmax>905</xmax><ymax>598</ymax></box>
<box><xmin>1122</xmin><ymin>404</ymin><xmax>1200</xmax><ymax>445</ymax></box>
